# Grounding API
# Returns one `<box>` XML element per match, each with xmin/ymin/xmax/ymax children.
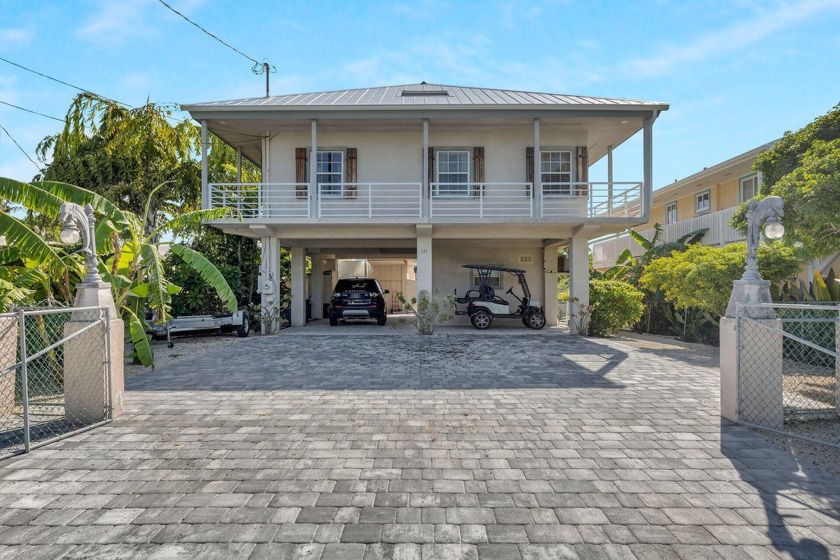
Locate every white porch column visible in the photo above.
<box><xmin>310</xmin><ymin>252</ymin><xmax>324</xmax><ymax>320</ymax></box>
<box><xmin>643</xmin><ymin>115</ymin><xmax>653</xmax><ymax>219</ymax></box>
<box><xmin>416</xmin><ymin>225</ymin><xmax>433</xmax><ymax>297</ymax></box>
<box><xmin>422</xmin><ymin>118</ymin><xmax>429</xmax><ymax>219</ymax></box>
<box><xmin>310</xmin><ymin>119</ymin><xmax>318</xmax><ymax>218</ymax></box>
<box><xmin>543</xmin><ymin>245</ymin><xmax>560</xmax><ymax>327</ymax></box>
<box><xmin>533</xmin><ymin>118</ymin><xmax>541</xmax><ymax>217</ymax></box>
<box><xmin>291</xmin><ymin>246</ymin><xmax>307</xmax><ymax>327</ymax></box>
<box><xmin>201</xmin><ymin>120</ymin><xmax>208</xmax><ymax>210</ymax></box>
<box><xmin>568</xmin><ymin>233</ymin><xmax>590</xmax><ymax>335</ymax></box>
<box><xmin>236</xmin><ymin>147</ymin><xmax>242</xmax><ymax>183</ymax></box>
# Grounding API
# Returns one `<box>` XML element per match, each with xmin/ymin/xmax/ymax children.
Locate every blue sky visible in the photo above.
<box><xmin>1</xmin><ymin>0</ymin><xmax>839</xmax><ymax>189</ymax></box>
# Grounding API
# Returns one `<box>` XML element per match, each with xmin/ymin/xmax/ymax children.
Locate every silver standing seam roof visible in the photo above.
<box><xmin>183</xmin><ymin>83</ymin><xmax>668</xmax><ymax>111</ymax></box>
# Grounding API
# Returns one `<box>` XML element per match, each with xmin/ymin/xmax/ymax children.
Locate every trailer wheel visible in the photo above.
<box><xmin>236</xmin><ymin>312</ymin><xmax>250</xmax><ymax>337</ymax></box>
<box><xmin>526</xmin><ymin>310</ymin><xmax>546</xmax><ymax>330</ymax></box>
<box><xmin>470</xmin><ymin>310</ymin><xmax>492</xmax><ymax>330</ymax></box>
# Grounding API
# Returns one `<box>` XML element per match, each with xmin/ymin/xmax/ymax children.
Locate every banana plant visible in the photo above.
<box><xmin>603</xmin><ymin>224</ymin><xmax>707</xmax><ymax>284</ymax></box>
<box><xmin>0</xmin><ymin>178</ymin><xmax>236</xmax><ymax>367</ymax></box>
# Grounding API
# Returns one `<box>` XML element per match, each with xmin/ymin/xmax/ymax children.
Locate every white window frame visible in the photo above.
<box><xmin>540</xmin><ymin>150</ymin><xmax>575</xmax><ymax>196</ymax></box>
<box><xmin>316</xmin><ymin>150</ymin><xmax>344</xmax><ymax>197</ymax></box>
<box><xmin>739</xmin><ymin>173</ymin><xmax>759</xmax><ymax>203</ymax></box>
<box><xmin>471</xmin><ymin>268</ymin><xmax>502</xmax><ymax>289</ymax></box>
<box><xmin>665</xmin><ymin>202</ymin><xmax>678</xmax><ymax>225</ymax></box>
<box><xmin>695</xmin><ymin>190</ymin><xmax>711</xmax><ymax>214</ymax></box>
<box><xmin>434</xmin><ymin>150</ymin><xmax>471</xmax><ymax>197</ymax></box>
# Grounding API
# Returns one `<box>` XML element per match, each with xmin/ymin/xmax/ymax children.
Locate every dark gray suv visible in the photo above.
<box><xmin>328</xmin><ymin>278</ymin><xmax>389</xmax><ymax>326</ymax></box>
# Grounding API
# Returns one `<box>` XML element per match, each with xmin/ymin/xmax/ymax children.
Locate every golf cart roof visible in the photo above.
<box><xmin>462</xmin><ymin>265</ymin><xmax>527</xmax><ymax>274</ymax></box>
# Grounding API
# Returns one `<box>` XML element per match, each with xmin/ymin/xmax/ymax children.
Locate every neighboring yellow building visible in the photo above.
<box><xmin>592</xmin><ymin>142</ymin><xmax>772</xmax><ymax>269</ymax></box>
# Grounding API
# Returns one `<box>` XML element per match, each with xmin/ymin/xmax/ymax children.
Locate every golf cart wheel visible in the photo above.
<box><xmin>329</xmin><ymin>316</ymin><xmax>339</xmax><ymax>326</ymax></box>
<box><xmin>236</xmin><ymin>312</ymin><xmax>250</xmax><ymax>337</ymax></box>
<box><xmin>527</xmin><ymin>310</ymin><xmax>546</xmax><ymax>330</ymax></box>
<box><xmin>377</xmin><ymin>314</ymin><xmax>387</xmax><ymax>326</ymax></box>
<box><xmin>470</xmin><ymin>310</ymin><xmax>493</xmax><ymax>330</ymax></box>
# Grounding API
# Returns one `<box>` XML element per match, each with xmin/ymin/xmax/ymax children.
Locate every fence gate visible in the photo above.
<box><xmin>736</xmin><ymin>303</ymin><xmax>839</xmax><ymax>442</ymax></box>
<box><xmin>0</xmin><ymin>306</ymin><xmax>113</xmax><ymax>460</ymax></box>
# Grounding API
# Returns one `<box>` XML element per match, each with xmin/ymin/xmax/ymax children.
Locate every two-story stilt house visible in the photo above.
<box><xmin>183</xmin><ymin>83</ymin><xmax>668</xmax><ymax>332</ymax></box>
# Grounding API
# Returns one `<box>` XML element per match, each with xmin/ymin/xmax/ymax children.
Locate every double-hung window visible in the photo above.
<box><xmin>541</xmin><ymin>151</ymin><xmax>573</xmax><ymax>196</ymax></box>
<box><xmin>317</xmin><ymin>150</ymin><xmax>344</xmax><ymax>196</ymax></box>
<box><xmin>665</xmin><ymin>202</ymin><xmax>678</xmax><ymax>225</ymax></box>
<box><xmin>435</xmin><ymin>151</ymin><xmax>470</xmax><ymax>196</ymax></box>
<box><xmin>695</xmin><ymin>190</ymin><xmax>710</xmax><ymax>214</ymax></box>
<box><xmin>472</xmin><ymin>268</ymin><xmax>502</xmax><ymax>288</ymax></box>
<box><xmin>739</xmin><ymin>174</ymin><xmax>759</xmax><ymax>202</ymax></box>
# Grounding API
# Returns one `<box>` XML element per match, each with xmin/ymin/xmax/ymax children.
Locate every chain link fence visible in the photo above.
<box><xmin>737</xmin><ymin>303</ymin><xmax>839</xmax><ymax>444</ymax></box>
<box><xmin>0</xmin><ymin>306</ymin><xmax>113</xmax><ymax>460</ymax></box>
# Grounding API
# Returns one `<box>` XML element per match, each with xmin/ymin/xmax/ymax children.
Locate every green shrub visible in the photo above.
<box><xmin>588</xmin><ymin>280</ymin><xmax>645</xmax><ymax>337</ymax></box>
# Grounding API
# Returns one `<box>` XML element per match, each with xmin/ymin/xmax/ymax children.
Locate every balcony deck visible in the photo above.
<box><xmin>591</xmin><ymin>207</ymin><xmax>745</xmax><ymax>269</ymax></box>
<box><xmin>207</xmin><ymin>181</ymin><xmax>644</xmax><ymax>224</ymax></box>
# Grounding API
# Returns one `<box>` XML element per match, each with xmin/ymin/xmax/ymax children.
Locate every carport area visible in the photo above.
<box><xmin>0</xmin><ymin>333</ymin><xmax>839</xmax><ymax>559</ymax></box>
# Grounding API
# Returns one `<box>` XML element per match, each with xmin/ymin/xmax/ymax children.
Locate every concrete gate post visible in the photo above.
<box><xmin>0</xmin><ymin>317</ymin><xmax>17</xmax><ymax>418</ymax></box>
<box><xmin>64</xmin><ymin>282</ymin><xmax>125</xmax><ymax>421</ymax></box>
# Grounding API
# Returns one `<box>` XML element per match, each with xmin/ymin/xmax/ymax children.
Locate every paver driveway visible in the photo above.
<box><xmin>1</xmin><ymin>332</ymin><xmax>839</xmax><ymax>559</ymax></box>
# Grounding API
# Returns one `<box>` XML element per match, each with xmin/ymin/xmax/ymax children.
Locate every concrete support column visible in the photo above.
<box><xmin>543</xmin><ymin>245</ymin><xmax>559</xmax><ymax>327</ymax></box>
<box><xmin>310</xmin><ymin>119</ymin><xmax>318</xmax><ymax>219</ymax></box>
<box><xmin>201</xmin><ymin>120</ymin><xmax>208</xmax><ymax>209</ymax></box>
<box><xmin>568</xmin><ymin>233</ymin><xmax>590</xmax><ymax>335</ymax></box>
<box><xmin>0</xmin><ymin>317</ymin><xmax>17</xmax><ymax>418</ymax></box>
<box><xmin>416</xmin><ymin>226</ymin><xmax>433</xmax><ymax>297</ymax></box>
<box><xmin>607</xmin><ymin>145</ymin><xmax>614</xmax><ymax>216</ymax></box>
<box><xmin>310</xmin><ymin>253</ymin><xmax>324</xmax><ymax>320</ymax></box>
<box><xmin>533</xmin><ymin>118</ymin><xmax>541</xmax><ymax>217</ymax></box>
<box><xmin>291</xmin><ymin>246</ymin><xmax>307</xmax><ymax>327</ymax></box>
<box><xmin>422</xmin><ymin>118</ymin><xmax>429</xmax><ymax>219</ymax></box>
<box><xmin>643</xmin><ymin>115</ymin><xmax>653</xmax><ymax>219</ymax></box>
<box><xmin>259</xmin><ymin>237</ymin><xmax>281</xmax><ymax>333</ymax></box>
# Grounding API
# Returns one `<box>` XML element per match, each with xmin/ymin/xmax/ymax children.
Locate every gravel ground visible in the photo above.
<box><xmin>124</xmin><ymin>334</ymin><xmax>249</xmax><ymax>380</ymax></box>
<box><xmin>124</xmin><ymin>328</ymin><xmax>840</xmax><ymax>478</ymax></box>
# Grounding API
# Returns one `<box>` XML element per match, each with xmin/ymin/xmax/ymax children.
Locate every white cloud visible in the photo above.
<box><xmin>76</xmin><ymin>0</ymin><xmax>153</xmax><ymax>44</ymax></box>
<box><xmin>0</xmin><ymin>28</ymin><xmax>33</xmax><ymax>45</ymax></box>
<box><xmin>626</xmin><ymin>0</ymin><xmax>840</xmax><ymax>78</ymax></box>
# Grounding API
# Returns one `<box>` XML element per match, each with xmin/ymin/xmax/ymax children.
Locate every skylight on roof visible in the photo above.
<box><xmin>401</xmin><ymin>90</ymin><xmax>449</xmax><ymax>97</ymax></box>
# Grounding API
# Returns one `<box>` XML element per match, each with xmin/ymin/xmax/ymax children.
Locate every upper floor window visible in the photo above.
<box><xmin>739</xmin><ymin>173</ymin><xmax>759</xmax><ymax>202</ymax></box>
<box><xmin>541</xmin><ymin>150</ymin><xmax>573</xmax><ymax>196</ymax></box>
<box><xmin>317</xmin><ymin>150</ymin><xmax>344</xmax><ymax>196</ymax></box>
<box><xmin>665</xmin><ymin>202</ymin><xmax>678</xmax><ymax>225</ymax></box>
<box><xmin>436</xmin><ymin>150</ymin><xmax>470</xmax><ymax>196</ymax></box>
<box><xmin>695</xmin><ymin>190</ymin><xmax>711</xmax><ymax>214</ymax></box>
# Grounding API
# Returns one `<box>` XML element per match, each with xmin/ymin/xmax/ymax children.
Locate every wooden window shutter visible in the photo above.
<box><xmin>345</xmin><ymin>148</ymin><xmax>357</xmax><ymax>199</ymax></box>
<box><xmin>295</xmin><ymin>148</ymin><xmax>307</xmax><ymax>198</ymax></box>
<box><xmin>427</xmin><ymin>147</ymin><xmax>435</xmax><ymax>194</ymax></box>
<box><xmin>525</xmin><ymin>147</ymin><xmax>534</xmax><ymax>197</ymax></box>
<box><xmin>576</xmin><ymin>146</ymin><xmax>589</xmax><ymax>196</ymax></box>
<box><xmin>472</xmin><ymin>147</ymin><xmax>484</xmax><ymax>196</ymax></box>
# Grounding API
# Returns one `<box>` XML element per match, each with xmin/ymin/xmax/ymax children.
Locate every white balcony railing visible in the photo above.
<box><xmin>208</xmin><ymin>181</ymin><xmax>644</xmax><ymax>221</ymax></box>
<box><xmin>591</xmin><ymin>207</ymin><xmax>746</xmax><ymax>268</ymax></box>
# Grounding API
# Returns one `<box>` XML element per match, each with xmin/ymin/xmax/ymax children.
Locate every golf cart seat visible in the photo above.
<box><xmin>479</xmin><ymin>284</ymin><xmax>509</xmax><ymax>306</ymax></box>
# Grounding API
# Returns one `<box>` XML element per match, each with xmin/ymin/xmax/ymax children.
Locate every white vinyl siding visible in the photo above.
<box><xmin>435</xmin><ymin>150</ymin><xmax>470</xmax><ymax>196</ymax></box>
<box><xmin>317</xmin><ymin>150</ymin><xmax>344</xmax><ymax>196</ymax></box>
<box><xmin>541</xmin><ymin>150</ymin><xmax>573</xmax><ymax>195</ymax></box>
<box><xmin>695</xmin><ymin>190</ymin><xmax>710</xmax><ymax>214</ymax></box>
<box><xmin>739</xmin><ymin>173</ymin><xmax>759</xmax><ymax>202</ymax></box>
<box><xmin>665</xmin><ymin>202</ymin><xmax>678</xmax><ymax>225</ymax></box>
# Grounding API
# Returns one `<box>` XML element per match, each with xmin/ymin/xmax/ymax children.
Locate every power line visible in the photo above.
<box><xmin>0</xmin><ymin>100</ymin><xmax>64</xmax><ymax>122</ymax></box>
<box><xmin>156</xmin><ymin>0</ymin><xmax>260</xmax><ymax>65</ymax></box>
<box><xmin>155</xmin><ymin>0</ymin><xmax>276</xmax><ymax>96</ymax></box>
<box><xmin>0</xmin><ymin>123</ymin><xmax>42</xmax><ymax>171</ymax></box>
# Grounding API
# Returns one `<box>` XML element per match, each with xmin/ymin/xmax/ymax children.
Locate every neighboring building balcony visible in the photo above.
<box><xmin>591</xmin><ymin>207</ymin><xmax>745</xmax><ymax>268</ymax></box>
<box><xmin>207</xmin><ymin>181</ymin><xmax>644</xmax><ymax>223</ymax></box>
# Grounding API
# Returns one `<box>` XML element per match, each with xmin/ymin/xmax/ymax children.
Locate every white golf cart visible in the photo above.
<box><xmin>455</xmin><ymin>265</ymin><xmax>547</xmax><ymax>330</ymax></box>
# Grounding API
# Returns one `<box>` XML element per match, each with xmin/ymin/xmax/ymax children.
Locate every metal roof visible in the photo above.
<box><xmin>183</xmin><ymin>83</ymin><xmax>668</xmax><ymax>111</ymax></box>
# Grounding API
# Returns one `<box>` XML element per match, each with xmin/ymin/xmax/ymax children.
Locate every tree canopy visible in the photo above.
<box><xmin>732</xmin><ymin>103</ymin><xmax>840</xmax><ymax>258</ymax></box>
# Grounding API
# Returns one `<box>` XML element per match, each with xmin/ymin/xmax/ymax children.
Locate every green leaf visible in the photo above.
<box><xmin>0</xmin><ymin>246</ymin><xmax>21</xmax><ymax>265</ymax></box>
<box><xmin>677</xmin><ymin>228</ymin><xmax>708</xmax><ymax>245</ymax></box>
<box><xmin>129</xmin><ymin>283</ymin><xmax>150</xmax><ymax>298</ymax></box>
<box><xmin>33</xmin><ymin>180</ymin><xmax>134</xmax><ymax>227</ymax></box>
<box><xmin>0</xmin><ymin>212</ymin><xmax>67</xmax><ymax>277</ymax></box>
<box><xmin>170</xmin><ymin>244</ymin><xmax>237</xmax><ymax>312</ymax></box>
<box><xmin>140</xmin><ymin>244</ymin><xmax>172</xmax><ymax>324</ymax></box>
<box><xmin>145</xmin><ymin>207</ymin><xmax>236</xmax><ymax>243</ymax></box>
<box><xmin>0</xmin><ymin>178</ymin><xmax>67</xmax><ymax>218</ymax></box>
<box><xmin>123</xmin><ymin>306</ymin><xmax>154</xmax><ymax>368</ymax></box>
<box><xmin>629</xmin><ymin>229</ymin><xmax>654</xmax><ymax>250</ymax></box>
